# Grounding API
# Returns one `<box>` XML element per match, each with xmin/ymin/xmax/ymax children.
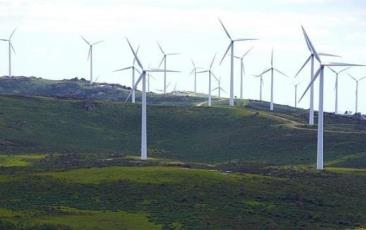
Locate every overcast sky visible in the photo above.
<box><xmin>1</xmin><ymin>0</ymin><xmax>366</xmax><ymax>113</ymax></box>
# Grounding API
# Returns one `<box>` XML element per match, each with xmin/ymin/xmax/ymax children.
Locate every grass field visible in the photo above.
<box><xmin>0</xmin><ymin>94</ymin><xmax>366</xmax><ymax>229</ymax></box>
<box><xmin>0</xmin><ymin>159</ymin><xmax>365</xmax><ymax>229</ymax></box>
<box><xmin>1</xmin><ymin>95</ymin><xmax>366</xmax><ymax>167</ymax></box>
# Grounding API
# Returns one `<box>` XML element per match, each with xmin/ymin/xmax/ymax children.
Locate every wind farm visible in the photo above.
<box><xmin>1</xmin><ymin>1</ymin><xmax>366</xmax><ymax>229</ymax></box>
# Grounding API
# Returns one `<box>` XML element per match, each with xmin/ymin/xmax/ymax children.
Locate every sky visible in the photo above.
<box><xmin>1</xmin><ymin>0</ymin><xmax>366</xmax><ymax>113</ymax></box>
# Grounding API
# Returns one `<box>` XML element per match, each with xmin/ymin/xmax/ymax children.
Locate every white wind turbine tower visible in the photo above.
<box><xmin>253</xmin><ymin>71</ymin><xmax>265</xmax><ymax>101</ymax></box>
<box><xmin>219</xmin><ymin>19</ymin><xmax>257</xmax><ymax>106</ymax></box>
<box><xmin>1</xmin><ymin>29</ymin><xmax>17</xmax><ymax>78</ymax></box>
<box><xmin>81</xmin><ymin>36</ymin><xmax>103</xmax><ymax>85</ymax></box>
<box><xmin>213</xmin><ymin>76</ymin><xmax>226</xmax><ymax>99</ymax></box>
<box><xmin>125</xmin><ymin>39</ymin><xmax>176</xmax><ymax>160</ymax></box>
<box><xmin>299</xmin><ymin>27</ymin><xmax>364</xmax><ymax>170</ymax></box>
<box><xmin>235</xmin><ymin>47</ymin><xmax>254</xmax><ymax>99</ymax></box>
<box><xmin>293</xmin><ymin>80</ymin><xmax>301</xmax><ymax>108</ymax></box>
<box><xmin>190</xmin><ymin>60</ymin><xmax>202</xmax><ymax>94</ymax></box>
<box><xmin>257</xmin><ymin>49</ymin><xmax>288</xmax><ymax>111</ymax></box>
<box><xmin>294</xmin><ymin>26</ymin><xmax>339</xmax><ymax>125</ymax></box>
<box><xmin>157</xmin><ymin>42</ymin><xmax>180</xmax><ymax>94</ymax></box>
<box><xmin>348</xmin><ymin>74</ymin><xmax>366</xmax><ymax>114</ymax></box>
<box><xmin>328</xmin><ymin>67</ymin><xmax>351</xmax><ymax>114</ymax></box>
<box><xmin>114</xmin><ymin>47</ymin><xmax>141</xmax><ymax>103</ymax></box>
<box><xmin>197</xmin><ymin>55</ymin><xmax>218</xmax><ymax>107</ymax></box>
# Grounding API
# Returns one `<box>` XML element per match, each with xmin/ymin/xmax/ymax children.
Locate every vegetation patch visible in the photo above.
<box><xmin>35</xmin><ymin>207</ymin><xmax>161</xmax><ymax>230</ymax></box>
<box><xmin>0</xmin><ymin>154</ymin><xmax>46</xmax><ymax>167</ymax></box>
<box><xmin>45</xmin><ymin>166</ymin><xmax>243</xmax><ymax>185</ymax></box>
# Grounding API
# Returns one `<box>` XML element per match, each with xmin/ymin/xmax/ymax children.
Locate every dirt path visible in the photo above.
<box><xmin>265</xmin><ymin>113</ymin><xmax>366</xmax><ymax>135</ymax></box>
<box><xmin>196</xmin><ymin>99</ymin><xmax>226</xmax><ymax>107</ymax></box>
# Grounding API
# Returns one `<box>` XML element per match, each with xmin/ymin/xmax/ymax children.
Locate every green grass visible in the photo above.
<box><xmin>36</xmin><ymin>208</ymin><xmax>161</xmax><ymax>230</ymax></box>
<box><xmin>44</xmin><ymin>166</ymin><xmax>260</xmax><ymax>185</ymax></box>
<box><xmin>0</xmin><ymin>93</ymin><xmax>366</xmax><ymax>229</ymax></box>
<box><xmin>327</xmin><ymin>167</ymin><xmax>366</xmax><ymax>175</ymax></box>
<box><xmin>1</xmin><ymin>95</ymin><xmax>366</xmax><ymax>167</ymax></box>
<box><xmin>0</xmin><ymin>154</ymin><xmax>45</xmax><ymax>167</ymax></box>
<box><xmin>1</xmin><ymin>164</ymin><xmax>366</xmax><ymax>229</ymax></box>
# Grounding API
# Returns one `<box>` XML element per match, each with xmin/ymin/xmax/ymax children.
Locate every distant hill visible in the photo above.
<box><xmin>0</xmin><ymin>76</ymin><xmax>207</xmax><ymax>106</ymax></box>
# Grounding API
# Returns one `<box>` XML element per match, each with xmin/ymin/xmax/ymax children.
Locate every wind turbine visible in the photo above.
<box><xmin>348</xmin><ymin>74</ymin><xmax>366</xmax><ymax>114</ymax></box>
<box><xmin>81</xmin><ymin>36</ymin><xmax>103</xmax><ymax>85</ymax></box>
<box><xmin>299</xmin><ymin>27</ymin><xmax>364</xmax><ymax>170</ymax></box>
<box><xmin>294</xmin><ymin>27</ymin><xmax>339</xmax><ymax>125</ymax></box>
<box><xmin>125</xmin><ymin>39</ymin><xmax>178</xmax><ymax>160</ymax></box>
<box><xmin>219</xmin><ymin>19</ymin><xmax>257</xmax><ymax>106</ymax></box>
<box><xmin>293</xmin><ymin>80</ymin><xmax>301</xmax><ymax>108</ymax></box>
<box><xmin>257</xmin><ymin>49</ymin><xmax>288</xmax><ymax>111</ymax></box>
<box><xmin>190</xmin><ymin>60</ymin><xmax>202</xmax><ymax>94</ymax></box>
<box><xmin>1</xmin><ymin>28</ymin><xmax>17</xmax><ymax>78</ymax></box>
<box><xmin>253</xmin><ymin>71</ymin><xmax>265</xmax><ymax>101</ymax></box>
<box><xmin>235</xmin><ymin>47</ymin><xmax>254</xmax><ymax>99</ymax></box>
<box><xmin>213</xmin><ymin>76</ymin><xmax>226</xmax><ymax>98</ymax></box>
<box><xmin>114</xmin><ymin>47</ymin><xmax>141</xmax><ymax>103</ymax></box>
<box><xmin>197</xmin><ymin>54</ymin><xmax>218</xmax><ymax>107</ymax></box>
<box><xmin>157</xmin><ymin>42</ymin><xmax>180</xmax><ymax>94</ymax></box>
<box><xmin>328</xmin><ymin>67</ymin><xmax>351</xmax><ymax>114</ymax></box>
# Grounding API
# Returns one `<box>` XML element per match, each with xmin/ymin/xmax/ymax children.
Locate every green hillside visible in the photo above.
<box><xmin>0</xmin><ymin>92</ymin><xmax>366</xmax><ymax>229</ymax></box>
<box><xmin>1</xmin><ymin>95</ymin><xmax>366</xmax><ymax>167</ymax></box>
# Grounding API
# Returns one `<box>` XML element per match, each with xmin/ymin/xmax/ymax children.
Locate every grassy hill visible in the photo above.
<box><xmin>1</xmin><ymin>95</ymin><xmax>366</xmax><ymax>167</ymax></box>
<box><xmin>0</xmin><ymin>83</ymin><xmax>366</xmax><ymax>229</ymax></box>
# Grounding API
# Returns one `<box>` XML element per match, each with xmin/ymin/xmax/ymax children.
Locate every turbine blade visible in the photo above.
<box><xmin>234</xmin><ymin>38</ymin><xmax>258</xmax><ymax>42</ymax></box>
<box><xmin>258</xmin><ymin>68</ymin><xmax>271</xmax><ymax>77</ymax></box>
<box><xmin>157</xmin><ymin>42</ymin><xmax>165</xmax><ymax>55</ymax></box>
<box><xmin>294</xmin><ymin>55</ymin><xmax>311</xmax><ymax>78</ymax></box>
<box><xmin>211</xmin><ymin>72</ymin><xmax>219</xmax><ymax>82</ymax></box>
<box><xmin>301</xmin><ymin>26</ymin><xmax>321</xmax><ymax>62</ymax></box>
<box><xmin>327</xmin><ymin>66</ymin><xmax>337</xmax><ymax>74</ymax></box>
<box><xmin>126</xmin><ymin>38</ymin><xmax>144</xmax><ymax>70</ymax></box>
<box><xmin>274</xmin><ymin>68</ymin><xmax>289</xmax><ymax>77</ymax></box>
<box><xmin>359</xmin><ymin>76</ymin><xmax>366</xmax><ymax>82</ymax></box>
<box><xmin>114</xmin><ymin>66</ymin><xmax>133</xmax><ymax>72</ymax></box>
<box><xmin>299</xmin><ymin>67</ymin><xmax>322</xmax><ymax>102</ymax></box>
<box><xmin>10</xmin><ymin>42</ymin><xmax>16</xmax><ymax>55</ymax></box>
<box><xmin>197</xmin><ymin>70</ymin><xmax>209</xmax><ymax>74</ymax></box>
<box><xmin>81</xmin><ymin>36</ymin><xmax>90</xmax><ymax>45</ymax></box>
<box><xmin>243</xmin><ymin>46</ymin><xmax>254</xmax><ymax>58</ymax></box>
<box><xmin>348</xmin><ymin>73</ymin><xmax>357</xmax><ymax>82</ymax></box>
<box><xmin>271</xmin><ymin>49</ymin><xmax>274</xmax><ymax>67</ymax></box>
<box><xmin>210</xmin><ymin>54</ymin><xmax>217</xmax><ymax>69</ymax></box>
<box><xmin>325</xmin><ymin>62</ymin><xmax>366</xmax><ymax>67</ymax></box>
<box><xmin>92</xmin><ymin>40</ymin><xmax>104</xmax><ymax>46</ymax></box>
<box><xmin>166</xmin><ymin>53</ymin><xmax>180</xmax><ymax>56</ymax></box>
<box><xmin>218</xmin><ymin>18</ymin><xmax>232</xmax><ymax>40</ymax></box>
<box><xmin>318</xmin><ymin>52</ymin><xmax>340</xmax><ymax>57</ymax></box>
<box><xmin>9</xmin><ymin>28</ymin><xmax>17</xmax><ymax>40</ymax></box>
<box><xmin>339</xmin><ymin>66</ymin><xmax>351</xmax><ymax>73</ymax></box>
<box><xmin>0</xmin><ymin>39</ymin><xmax>8</xmax><ymax>41</ymax></box>
<box><xmin>148</xmin><ymin>69</ymin><xmax>180</xmax><ymax>73</ymax></box>
<box><xmin>125</xmin><ymin>73</ymin><xmax>144</xmax><ymax>103</ymax></box>
<box><xmin>132</xmin><ymin>46</ymin><xmax>140</xmax><ymax>66</ymax></box>
<box><xmin>220</xmin><ymin>43</ymin><xmax>232</xmax><ymax>64</ymax></box>
<box><xmin>87</xmin><ymin>48</ymin><xmax>91</xmax><ymax>60</ymax></box>
<box><xmin>158</xmin><ymin>56</ymin><xmax>165</xmax><ymax>68</ymax></box>
<box><xmin>191</xmin><ymin>59</ymin><xmax>196</xmax><ymax>68</ymax></box>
